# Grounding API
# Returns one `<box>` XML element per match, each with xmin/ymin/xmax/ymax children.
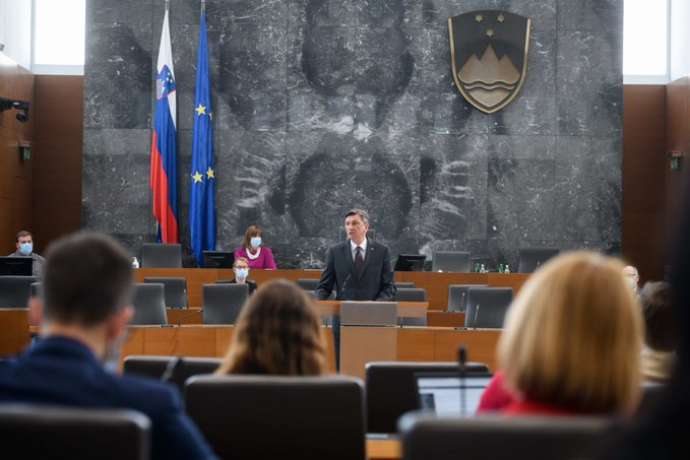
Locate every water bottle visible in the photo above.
<box><xmin>131</xmin><ymin>257</ymin><xmax>139</xmax><ymax>269</ymax></box>
<box><xmin>505</xmin><ymin>264</ymin><xmax>510</xmax><ymax>274</ymax></box>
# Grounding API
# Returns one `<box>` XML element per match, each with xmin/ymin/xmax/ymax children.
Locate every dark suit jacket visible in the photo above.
<box><xmin>0</xmin><ymin>337</ymin><xmax>216</xmax><ymax>460</ymax></box>
<box><xmin>316</xmin><ymin>240</ymin><xmax>396</xmax><ymax>301</ymax></box>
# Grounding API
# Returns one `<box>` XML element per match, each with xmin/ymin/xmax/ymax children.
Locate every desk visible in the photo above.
<box><xmin>134</xmin><ymin>268</ymin><xmax>529</xmax><ymax>309</ymax></box>
<box><xmin>0</xmin><ymin>309</ymin><xmax>30</xmax><ymax>356</ymax></box>
<box><xmin>367</xmin><ymin>439</ymin><xmax>400</xmax><ymax>460</ymax></box>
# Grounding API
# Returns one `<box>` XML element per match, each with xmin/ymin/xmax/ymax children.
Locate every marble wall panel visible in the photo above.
<box><xmin>83</xmin><ymin>0</ymin><xmax>623</xmax><ymax>268</ymax></box>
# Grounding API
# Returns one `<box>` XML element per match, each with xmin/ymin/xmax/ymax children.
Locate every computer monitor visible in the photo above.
<box><xmin>202</xmin><ymin>251</ymin><xmax>234</xmax><ymax>268</ymax></box>
<box><xmin>415</xmin><ymin>372</ymin><xmax>493</xmax><ymax>417</ymax></box>
<box><xmin>394</xmin><ymin>254</ymin><xmax>426</xmax><ymax>272</ymax></box>
<box><xmin>0</xmin><ymin>257</ymin><xmax>33</xmax><ymax>276</ymax></box>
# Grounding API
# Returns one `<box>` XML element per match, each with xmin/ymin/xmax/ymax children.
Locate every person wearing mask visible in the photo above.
<box><xmin>233</xmin><ymin>225</ymin><xmax>277</xmax><ymax>270</ymax></box>
<box><xmin>481</xmin><ymin>251</ymin><xmax>643</xmax><ymax>416</ymax></box>
<box><xmin>216</xmin><ymin>279</ymin><xmax>327</xmax><ymax>375</ymax></box>
<box><xmin>622</xmin><ymin>265</ymin><xmax>640</xmax><ymax>293</ymax></box>
<box><xmin>217</xmin><ymin>257</ymin><xmax>257</xmax><ymax>295</ymax></box>
<box><xmin>0</xmin><ymin>232</ymin><xmax>216</xmax><ymax>460</ymax></box>
<box><xmin>7</xmin><ymin>230</ymin><xmax>45</xmax><ymax>278</ymax></box>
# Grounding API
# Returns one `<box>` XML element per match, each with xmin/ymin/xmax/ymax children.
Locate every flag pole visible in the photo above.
<box><xmin>201</xmin><ymin>0</ymin><xmax>206</xmax><ymax>13</ymax></box>
<box><xmin>165</xmin><ymin>0</ymin><xmax>170</xmax><ymax>12</ymax></box>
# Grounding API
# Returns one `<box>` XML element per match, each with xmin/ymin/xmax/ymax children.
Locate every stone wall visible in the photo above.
<box><xmin>83</xmin><ymin>0</ymin><xmax>622</xmax><ymax>268</ymax></box>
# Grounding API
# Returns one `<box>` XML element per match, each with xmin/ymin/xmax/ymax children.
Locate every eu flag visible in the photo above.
<box><xmin>189</xmin><ymin>10</ymin><xmax>216</xmax><ymax>266</ymax></box>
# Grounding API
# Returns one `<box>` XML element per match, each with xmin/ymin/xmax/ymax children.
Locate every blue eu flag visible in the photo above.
<box><xmin>189</xmin><ymin>10</ymin><xmax>216</xmax><ymax>266</ymax></box>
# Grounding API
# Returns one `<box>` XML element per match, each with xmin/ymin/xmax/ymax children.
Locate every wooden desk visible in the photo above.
<box><xmin>367</xmin><ymin>438</ymin><xmax>400</xmax><ymax>460</ymax></box>
<box><xmin>0</xmin><ymin>309</ymin><xmax>30</xmax><ymax>356</ymax></box>
<box><xmin>135</xmin><ymin>268</ymin><xmax>530</xmax><ymax>310</ymax></box>
<box><xmin>122</xmin><ymin>325</ymin><xmax>338</xmax><ymax>372</ymax></box>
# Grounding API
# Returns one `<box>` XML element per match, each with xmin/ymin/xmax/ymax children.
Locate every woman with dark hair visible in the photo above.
<box><xmin>216</xmin><ymin>279</ymin><xmax>327</xmax><ymax>375</ymax></box>
<box><xmin>233</xmin><ymin>225</ymin><xmax>277</xmax><ymax>270</ymax></box>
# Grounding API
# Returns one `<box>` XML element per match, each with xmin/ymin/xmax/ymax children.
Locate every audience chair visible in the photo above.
<box><xmin>123</xmin><ymin>355</ymin><xmax>221</xmax><ymax>391</ymax></box>
<box><xmin>366</xmin><ymin>361</ymin><xmax>490</xmax><ymax>433</ymax></box>
<box><xmin>202</xmin><ymin>283</ymin><xmax>248</xmax><ymax>324</ymax></box>
<box><xmin>30</xmin><ymin>281</ymin><xmax>42</xmax><ymax>298</ymax></box>
<box><xmin>395</xmin><ymin>282</ymin><xmax>415</xmax><ymax>288</ymax></box>
<box><xmin>131</xmin><ymin>283</ymin><xmax>168</xmax><ymax>325</ymax></box>
<box><xmin>140</xmin><ymin>243</ymin><xmax>182</xmax><ymax>268</ymax></box>
<box><xmin>186</xmin><ymin>375</ymin><xmax>365</xmax><ymax>460</ymax></box>
<box><xmin>517</xmin><ymin>248</ymin><xmax>559</xmax><ymax>273</ymax></box>
<box><xmin>432</xmin><ymin>251</ymin><xmax>471</xmax><ymax>272</ymax></box>
<box><xmin>143</xmin><ymin>277</ymin><xmax>188</xmax><ymax>309</ymax></box>
<box><xmin>0</xmin><ymin>404</ymin><xmax>150</xmax><ymax>460</ymax></box>
<box><xmin>0</xmin><ymin>275</ymin><xmax>38</xmax><ymax>308</ymax></box>
<box><xmin>296</xmin><ymin>278</ymin><xmax>320</xmax><ymax>291</ymax></box>
<box><xmin>399</xmin><ymin>413</ymin><xmax>616</xmax><ymax>460</ymax></box>
<box><xmin>464</xmin><ymin>287</ymin><xmax>513</xmax><ymax>328</ymax></box>
<box><xmin>636</xmin><ymin>381</ymin><xmax>666</xmax><ymax>417</ymax></box>
<box><xmin>448</xmin><ymin>284</ymin><xmax>487</xmax><ymax>312</ymax></box>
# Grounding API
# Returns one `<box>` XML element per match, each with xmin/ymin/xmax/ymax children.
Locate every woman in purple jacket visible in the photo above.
<box><xmin>233</xmin><ymin>225</ymin><xmax>277</xmax><ymax>270</ymax></box>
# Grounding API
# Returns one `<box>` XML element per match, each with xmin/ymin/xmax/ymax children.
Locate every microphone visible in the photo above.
<box><xmin>458</xmin><ymin>345</ymin><xmax>468</xmax><ymax>416</ymax></box>
<box><xmin>338</xmin><ymin>272</ymin><xmax>353</xmax><ymax>300</ymax></box>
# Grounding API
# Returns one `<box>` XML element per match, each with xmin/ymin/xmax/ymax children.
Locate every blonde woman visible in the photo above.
<box><xmin>217</xmin><ymin>279</ymin><xmax>327</xmax><ymax>375</ymax></box>
<box><xmin>481</xmin><ymin>251</ymin><xmax>643</xmax><ymax>416</ymax></box>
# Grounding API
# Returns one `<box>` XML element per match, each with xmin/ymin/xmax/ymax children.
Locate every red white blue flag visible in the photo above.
<box><xmin>150</xmin><ymin>8</ymin><xmax>179</xmax><ymax>243</ymax></box>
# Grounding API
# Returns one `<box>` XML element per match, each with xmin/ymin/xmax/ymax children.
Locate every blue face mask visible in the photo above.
<box><xmin>235</xmin><ymin>268</ymin><xmax>249</xmax><ymax>281</ymax></box>
<box><xmin>19</xmin><ymin>242</ymin><xmax>33</xmax><ymax>255</ymax></box>
<box><xmin>250</xmin><ymin>236</ymin><xmax>262</xmax><ymax>249</ymax></box>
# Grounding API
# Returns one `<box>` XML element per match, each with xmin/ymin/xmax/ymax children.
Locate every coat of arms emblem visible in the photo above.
<box><xmin>448</xmin><ymin>10</ymin><xmax>531</xmax><ymax>114</ymax></box>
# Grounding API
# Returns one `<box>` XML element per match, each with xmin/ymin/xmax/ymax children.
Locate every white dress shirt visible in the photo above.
<box><xmin>350</xmin><ymin>238</ymin><xmax>368</xmax><ymax>262</ymax></box>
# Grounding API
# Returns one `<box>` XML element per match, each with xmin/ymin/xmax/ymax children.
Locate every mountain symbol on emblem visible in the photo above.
<box><xmin>457</xmin><ymin>45</ymin><xmax>521</xmax><ymax>109</ymax></box>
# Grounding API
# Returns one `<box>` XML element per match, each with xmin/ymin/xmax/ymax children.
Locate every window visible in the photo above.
<box><xmin>623</xmin><ymin>0</ymin><xmax>670</xmax><ymax>83</ymax></box>
<box><xmin>32</xmin><ymin>0</ymin><xmax>85</xmax><ymax>74</ymax></box>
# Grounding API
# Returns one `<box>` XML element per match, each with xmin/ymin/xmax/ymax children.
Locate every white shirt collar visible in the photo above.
<box><xmin>350</xmin><ymin>238</ymin><xmax>368</xmax><ymax>256</ymax></box>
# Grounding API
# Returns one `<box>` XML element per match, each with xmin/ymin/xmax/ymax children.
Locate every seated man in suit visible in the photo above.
<box><xmin>7</xmin><ymin>229</ymin><xmax>45</xmax><ymax>277</ymax></box>
<box><xmin>316</xmin><ymin>208</ymin><xmax>396</xmax><ymax>301</ymax></box>
<box><xmin>218</xmin><ymin>256</ymin><xmax>257</xmax><ymax>295</ymax></box>
<box><xmin>0</xmin><ymin>232</ymin><xmax>216</xmax><ymax>460</ymax></box>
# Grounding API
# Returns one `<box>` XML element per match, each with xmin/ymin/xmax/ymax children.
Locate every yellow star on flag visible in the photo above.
<box><xmin>192</xmin><ymin>171</ymin><xmax>204</xmax><ymax>183</ymax></box>
<box><xmin>206</xmin><ymin>167</ymin><xmax>215</xmax><ymax>179</ymax></box>
<box><xmin>195</xmin><ymin>104</ymin><xmax>206</xmax><ymax>116</ymax></box>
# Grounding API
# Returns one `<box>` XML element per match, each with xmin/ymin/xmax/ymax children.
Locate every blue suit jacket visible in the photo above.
<box><xmin>0</xmin><ymin>337</ymin><xmax>216</xmax><ymax>460</ymax></box>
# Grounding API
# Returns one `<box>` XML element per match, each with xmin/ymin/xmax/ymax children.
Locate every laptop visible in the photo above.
<box><xmin>415</xmin><ymin>371</ymin><xmax>493</xmax><ymax>416</ymax></box>
<box><xmin>0</xmin><ymin>256</ymin><xmax>33</xmax><ymax>276</ymax></box>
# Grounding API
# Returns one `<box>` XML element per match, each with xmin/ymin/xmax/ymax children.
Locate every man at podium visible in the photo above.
<box><xmin>316</xmin><ymin>209</ymin><xmax>396</xmax><ymax>301</ymax></box>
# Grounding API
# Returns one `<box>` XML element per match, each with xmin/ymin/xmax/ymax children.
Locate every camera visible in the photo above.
<box><xmin>0</xmin><ymin>97</ymin><xmax>30</xmax><ymax>123</ymax></box>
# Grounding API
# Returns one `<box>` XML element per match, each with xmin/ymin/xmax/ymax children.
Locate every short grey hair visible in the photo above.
<box><xmin>345</xmin><ymin>208</ymin><xmax>369</xmax><ymax>225</ymax></box>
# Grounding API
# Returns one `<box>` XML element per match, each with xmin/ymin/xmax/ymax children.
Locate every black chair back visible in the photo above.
<box><xmin>636</xmin><ymin>381</ymin><xmax>666</xmax><ymax>416</ymax></box>
<box><xmin>0</xmin><ymin>276</ymin><xmax>38</xmax><ymax>308</ymax></box>
<box><xmin>140</xmin><ymin>243</ymin><xmax>182</xmax><ymax>268</ymax></box>
<box><xmin>365</xmin><ymin>361</ymin><xmax>489</xmax><ymax>433</ymax></box>
<box><xmin>0</xmin><ymin>404</ymin><xmax>150</xmax><ymax>460</ymax></box>
<box><xmin>202</xmin><ymin>283</ymin><xmax>248</xmax><ymax>324</ymax></box>
<box><xmin>517</xmin><ymin>248</ymin><xmax>559</xmax><ymax>273</ymax></box>
<box><xmin>394</xmin><ymin>287</ymin><xmax>427</xmax><ymax>302</ymax></box>
<box><xmin>448</xmin><ymin>284</ymin><xmax>487</xmax><ymax>312</ymax></box>
<box><xmin>400</xmin><ymin>413</ymin><xmax>615</xmax><ymax>460</ymax></box>
<box><xmin>143</xmin><ymin>277</ymin><xmax>188</xmax><ymax>309</ymax></box>
<box><xmin>465</xmin><ymin>287</ymin><xmax>513</xmax><ymax>328</ymax></box>
<box><xmin>123</xmin><ymin>355</ymin><xmax>222</xmax><ymax>391</ymax></box>
<box><xmin>186</xmin><ymin>375</ymin><xmax>365</xmax><ymax>460</ymax></box>
<box><xmin>131</xmin><ymin>283</ymin><xmax>168</xmax><ymax>325</ymax></box>
<box><xmin>432</xmin><ymin>251</ymin><xmax>471</xmax><ymax>272</ymax></box>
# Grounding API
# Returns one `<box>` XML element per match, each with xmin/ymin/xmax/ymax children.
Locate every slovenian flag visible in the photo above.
<box><xmin>150</xmin><ymin>8</ymin><xmax>179</xmax><ymax>243</ymax></box>
<box><xmin>189</xmin><ymin>9</ymin><xmax>216</xmax><ymax>266</ymax></box>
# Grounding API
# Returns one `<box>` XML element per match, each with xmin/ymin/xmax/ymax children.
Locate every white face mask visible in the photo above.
<box><xmin>234</xmin><ymin>267</ymin><xmax>249</xmax><ymax>282</ymax></box>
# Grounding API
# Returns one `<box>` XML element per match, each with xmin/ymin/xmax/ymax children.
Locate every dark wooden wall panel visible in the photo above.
<box><xmin>666</xmin><ymin>78</ymin><xmax>690</xmax><ymax>240</ymax></box>
<box><xmin>31</xmin><ymin>75</ymin><xmax>84</xmax><ymax>250</ymax></box>
<box><xmin>622</xmin><ymin>85</ymin><xmax>667</xmax><ymax>282</ymax></box>
<box><xmin>0</xmin><ymin>64</ymin><xmax>34</xmax><ymax>254</ymax></box>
